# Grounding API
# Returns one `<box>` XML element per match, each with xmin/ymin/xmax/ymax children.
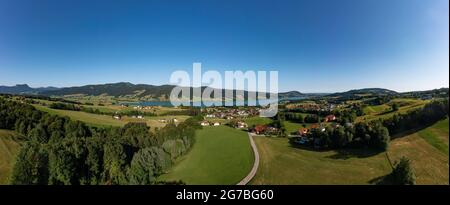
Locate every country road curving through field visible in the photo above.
<box><xmin>237</xmin><ymin>132</ymin><xmax>259</xmax><ymax>185</ymax></box>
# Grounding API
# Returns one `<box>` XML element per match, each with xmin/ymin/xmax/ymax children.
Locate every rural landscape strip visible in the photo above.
<box><xmin>237</xmin><ymin>133</ymin><xmax>260</xmax><ymax>185</ymax></box>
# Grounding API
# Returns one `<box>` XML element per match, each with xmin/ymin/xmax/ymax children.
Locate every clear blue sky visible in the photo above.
<box><xmin>0</xmin><ymin>0</ymin><xmax>448</xmax><ymax>92</ymax></box>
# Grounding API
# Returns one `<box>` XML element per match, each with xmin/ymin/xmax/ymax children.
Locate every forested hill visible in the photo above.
<box><xmin>39</xmin><ymin>82</ymin><xmax>305</xmax><ymax>99</ymax></box>
<box><xmin>0</xmin><ymin>84</ymin><xmax>59</xmax><ymax>95</ymax></box>
<box><xmin>42</xmin><ymin>82</ymin><xmax>176</xmax><ymax>98</ymax></box>
<box><xmin>326</xmin><ymin>88</ymin><xmax>398</xmax><ymax>97</ymax></box>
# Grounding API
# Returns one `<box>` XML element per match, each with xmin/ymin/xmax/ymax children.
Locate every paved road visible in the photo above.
<box><xmin>237</xmin><ymin>133</ymin><xmax>260</xmax><ymax>185</ymax></box>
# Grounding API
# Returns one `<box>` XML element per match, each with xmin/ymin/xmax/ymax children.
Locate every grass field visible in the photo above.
<box><xmin>284</xmin><ymin>121</ymin><xmax>320</xmax><ymax>134</ymax></box>
<box><xmin>387</xmin><ymin>118</ymin><xmax>449</xmax><ymax>185</ymax></box>
<box><xmin>244</xmin><ymin>117</ymin><xmax>273</xmax><ymax>127</ymax></box>
<box><xmin>250</xmin><ymin>136</ymin><xmax>392</xmax><ymax>184</ymax></box>
<box><xmin>251</xmin><ymin>117</ymin><xmax>449</xmax><ymax>185</ymax></box>
<box><xmin>34</xmin><ymin>104</ymin><xmax>126</xmax><ymax>127</ymax></box>
<box><xmin>357</xmin><ymin>99</ymin><xmax>429</xmax><ymax>122</ymax></box>
<box><xmin>34</xmin><ymin>104</ymin><xmax>189</xmax><ymax>128</ymax></box>
<box><xmin>0</xmin><ymin>129</ymin><xmax>20</xmax><ymax>184</ymax></box>
<box><xmin>158</xmin><ymin>126</ymin><xmax>254</xmax><ymax>185</ymax></box>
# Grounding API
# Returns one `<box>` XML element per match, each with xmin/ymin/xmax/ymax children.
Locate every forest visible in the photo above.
<box><xmin>0</xmin><ymin>97</ymin><xmax>202</xmax><ymax>185</ymax></box>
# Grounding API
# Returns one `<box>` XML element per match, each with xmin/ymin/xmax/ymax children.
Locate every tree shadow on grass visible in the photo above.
<box><xmin>287</xmin><ymin>138</ymin><xmax>329</xmax><ymax>153</ymax></box>
<box><xmin>326</xmin><ymin>148</ymin><xmax>383</xmax><ymax>159</ymax></box>
<box><xmin>368</xmin><ymin>174</ymin><xmax>393</xmax><ymax>185</ymax></box>
<box><xmin>287</xmin><ymin>138</ymin><xmax>382</xmax><ymax>157</ymax></box>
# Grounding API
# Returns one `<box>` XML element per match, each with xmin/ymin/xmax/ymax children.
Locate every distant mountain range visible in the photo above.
<box><xmin>0</xmin><ymin>84</ymin><xmax>59</xmax><ymax>95</ymax></box>
<box><xmin>1</xmin><ymin>83</ymin><xmax>447</xmax><ymax>100</ymax></box>
<box><xmin>0</xmin><ymin>83</ymin><xmax>306</xmax><ymax>99</ymax></box>
<box><xmin>326</xmin><ymin>88</ymin><xmax>398</xmax><ymax>97</ymax></box>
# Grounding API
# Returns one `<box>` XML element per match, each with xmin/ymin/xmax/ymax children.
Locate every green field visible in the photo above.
<box><xmin>244</xmin><ymin>116</ymin><xmax>273</xmax><ymax>127</ymax></box>
<box><xmin>250</xmin><ymin>136</ymin><xmax>392</xmax><ymax>185</ymax></box>
<box><xmin>33</xmin><ymin>104</ymin><xmax>189</xmax><ymax>128</ymax></box>
<box><xmin>251</xmin><ymin>118</ymin><xmax>449</xmax><ymax>185</ymax></box>
<box><xmin>0</xmin><ymin>129</ymin><xmax>20</xmax><ymax>184</ymax></box>
<box><xmin>159</xmin><ymin>126</ymin><xmax>254</xmax><ymax>184</ymax></box>
<box><xmin>358</xmin><ymin>99</ymin><xmax>429</xmax><ymax>122</ymax></box>
<box><xmin>284</xmin><ymin>121</ymin><xmax>318</xmax><ymax>134</ymax></box>
<box><xmin>34</xmin><ymin>104</ymin><xmax>126</xmax><ymax>127</ymax></box>
<box><xmin>388</xmin><ymin>118</ymin><xmax>449</xmax><ymax>184</ymax></box>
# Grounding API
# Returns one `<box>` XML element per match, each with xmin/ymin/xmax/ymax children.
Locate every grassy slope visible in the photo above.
<box><xmin>251</xmin><ymin>118</ymin><xmax>449</xmax><ymax>185</ymax></box>
<box><xmin>0</xmin><ymin>129</ymin><xmax>20</xmax><ymax>184</ymax></box>
<box><xmin>159</xmin><ymin>126</ymin><xmax>254</xmax><ymax>185</ymax></box>
<box><xmin>388</xmin><ymin>118</ymin><xmax>449</xmax><ymax>185</ymax></box>
<box><xmin>250</xmin><ymin>136</ymin><xmax>391</xmax><ymax>184</ymax></box>
<box><xmin>33</xmin><ymin>104</ymin><xmax>189</xmax><ymax>128</ymax></box>
<box><xmin>244</xmin><ymin>117</ymin><xmax>273</xmax><ymax>127</ymax></box>
<box><xmin>34</xmin><ymin>104</ymin><xmax>125</xmax><ymax>127</ymax></box>
<box><xmin>357</xmin><ymin>99</ymin><xmax>429</xmax><ymax>122</ymax></box>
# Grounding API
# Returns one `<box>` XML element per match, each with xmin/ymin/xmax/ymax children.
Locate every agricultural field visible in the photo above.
<box><xmin>387</xmin><ymin>118</ymin><xmax>449</xmax><ymax>185</ymax></box>
<box><xmin>357</xmin><ymin>98</ymin><xmax>429</xmax><ymax>122</ymax></box>
<box><xmin>0</xmin><ymin>129</ymin><xmax>20</xmax><ymax>184</ymax></box>
<box><xmin>32</xmin><ymin>97</ymin><xmax>188</xmax><ymax>115</ymax></box>
<box><xmin>284</xmin><ymin>121</ymin><xmax>319</xmax><ymax>134</ymax></box>
<box><xmin>250</xmin><ymin>136</ymin><xmax>392</xmax><ymax>185</ymax></box>
<box><xmin>34</xmin><ymin>104</ymin><xmax>126</xmax><ymax>127</ymax></box>
<box><xmin>251</xmin><ymin>117</ymin><xmax>449</xmax><ymax>185</ymax></box>
<box><xmin>159</xmin><ymin>126</ymin><xmax>254</xmax><ymax>184</ymax></box>
<box><xmin>244</xmin><ymin>117</ymin><xmax>273</xmax><ymax>127</ymax></box>
<box><xmin>33</xmin><ymin>104</ymin><xmax>189</xmax><ymax>128</ymax></box>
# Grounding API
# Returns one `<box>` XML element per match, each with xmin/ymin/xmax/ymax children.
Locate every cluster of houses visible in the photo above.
<box><xmin>131</xmin><ymin>105</ymin><xmax>158</xmax><ymax>111</ymax></box>
<box><xmin>200</xmin><ymin>121</ymin><xmax>222</xmax><ymax>126</ymax></box>
<box><xmin>158</xmin><ymin>118</ymin><xmax>179</xmax><ymax>123</ymax></box>
<box><xmin>112</xmin><ymin>114</ymin><xmax>145</xmax><ymax>120</ymax></box>
<box><xmin>250</xmin><ymin>125</ymin><xmax>280</xmax><ymax>135</ymax></box>
<box><xmin>204</xmin><ymin>107</ymin><xmax>259</xmax><ymax>120</ymax></box>
<box><xmin>200</xmin><ymin>120</ymin><xmax>249</xmax><ymax>129</ymax></box>
<box><xmin>286</xmin><ymin>102</ymin><xmax>338</xmax><ymax>112</ymax></box>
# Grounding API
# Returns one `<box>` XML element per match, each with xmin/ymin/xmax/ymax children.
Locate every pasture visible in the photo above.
<box><xmin>250</xmin><ymin>136</ymin><xmax>392</xmax><ymax>184</ymax></box>
<box><xmin>33</xmin><ymin>104</ymin><xmax>189</xmax><ymax>128</ymax></box>
<box><xmin>0</xmin><ymin>129</ymin><xmax>20</xmax><ymax>184</ymax></box>
<box><xmin>244</xmin><ymin>117</ymin><xmax>273</xmax><ymax>127</ymax></box>
<box><xmin>158</xmin><ymin>126</ymin><xmax>254</xmax><ymax>184</ymax></box>
<box><xmin>387</xmin><ymin>118</ymin><xmax>449</xmax><ymax>184</ymax></box>
<box><xmin>357</xmin><ymin>98</ymin><xmax>429</xmax><ymax>122</ymax></box>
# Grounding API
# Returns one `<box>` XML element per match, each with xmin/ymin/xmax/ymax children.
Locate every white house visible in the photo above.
<box><xmin>237</xmin><ymin>121</ymin><xmax>248</xmax><ymax>129</ymax></box>
<box><xmin>200</xmin><ymin>121</ymin><xmax>210</xmax><ymax>126</ymax></box>
<box><xmin>213</xmin><ymin>122</ymin><xmax>220</xmax><ymax>126</ymax></box>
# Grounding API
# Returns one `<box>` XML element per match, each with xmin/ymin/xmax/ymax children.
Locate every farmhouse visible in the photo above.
<box><xmin>213</xmin><ymin>122</ymin><xmax>220</xmax><ymax>126</ymax></box>
<box><xmin>253</xmin><ymin>125</ymin><xmax>267</xmax><ymax>135</ymax></box>
<box><xmin>324</xmin><ymin>114</ymin><xmax>336</xmax><ymax>122</ymax></box>
<box><xmin>298</xmin><ymin>128</ymin><xmax>308</xmax><ymax>136</ymax></box>
<box><xmin>200</xmin><ymin>121</ymin><xmax>210</xmax><ymax>126</ymax></box>
<box><xmin>236</xmin><ymin>121</ymin><xmax>248</xmax><ymax>129</ymax></box>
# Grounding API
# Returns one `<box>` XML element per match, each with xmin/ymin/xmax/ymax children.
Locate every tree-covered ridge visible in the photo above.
<box><xmin>0</xmin><ymin>97</ymin><xmax>202</xmax><ymax>185</ymax></box>
<box><xmin>286</xmin><ymin>99</ymin><xmax>449</xmax><ymax>151</ymax></box>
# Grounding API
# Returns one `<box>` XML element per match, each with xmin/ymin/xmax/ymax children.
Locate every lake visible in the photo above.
<box><xmin>123</xmin><ymin>97</ymin><xmax>307</xmax><ymax>107</ymax></box>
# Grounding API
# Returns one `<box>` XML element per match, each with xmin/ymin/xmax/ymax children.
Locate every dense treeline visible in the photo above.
<box><xmin>49</xmin><ymin>102</ymin><xmax>80</xmax><ymax>111</ymax></box>
<box><xmin>302</xmin><ymin>120</ymin><xmax>390</xmax><ymax>151</ymax></box>
<box><xmin>0</xmin><ymin>97</ymin><xmax>201</xmax><ymax>185</ymax></box>
<box><xmin>383</xmin><ymin>99</ymin><xmax>449</xmax><ymax>136</ymax></box>
<box><xmin>299</xmin><ymin>99</ymin><xmax>448</xmax><ymax>151</ymax></box>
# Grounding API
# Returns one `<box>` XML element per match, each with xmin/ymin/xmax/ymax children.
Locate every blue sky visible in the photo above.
<box><xmin>0</xmin><ymin>0</ymin><xmax>448</xmax><ymax>92</ymax></box>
